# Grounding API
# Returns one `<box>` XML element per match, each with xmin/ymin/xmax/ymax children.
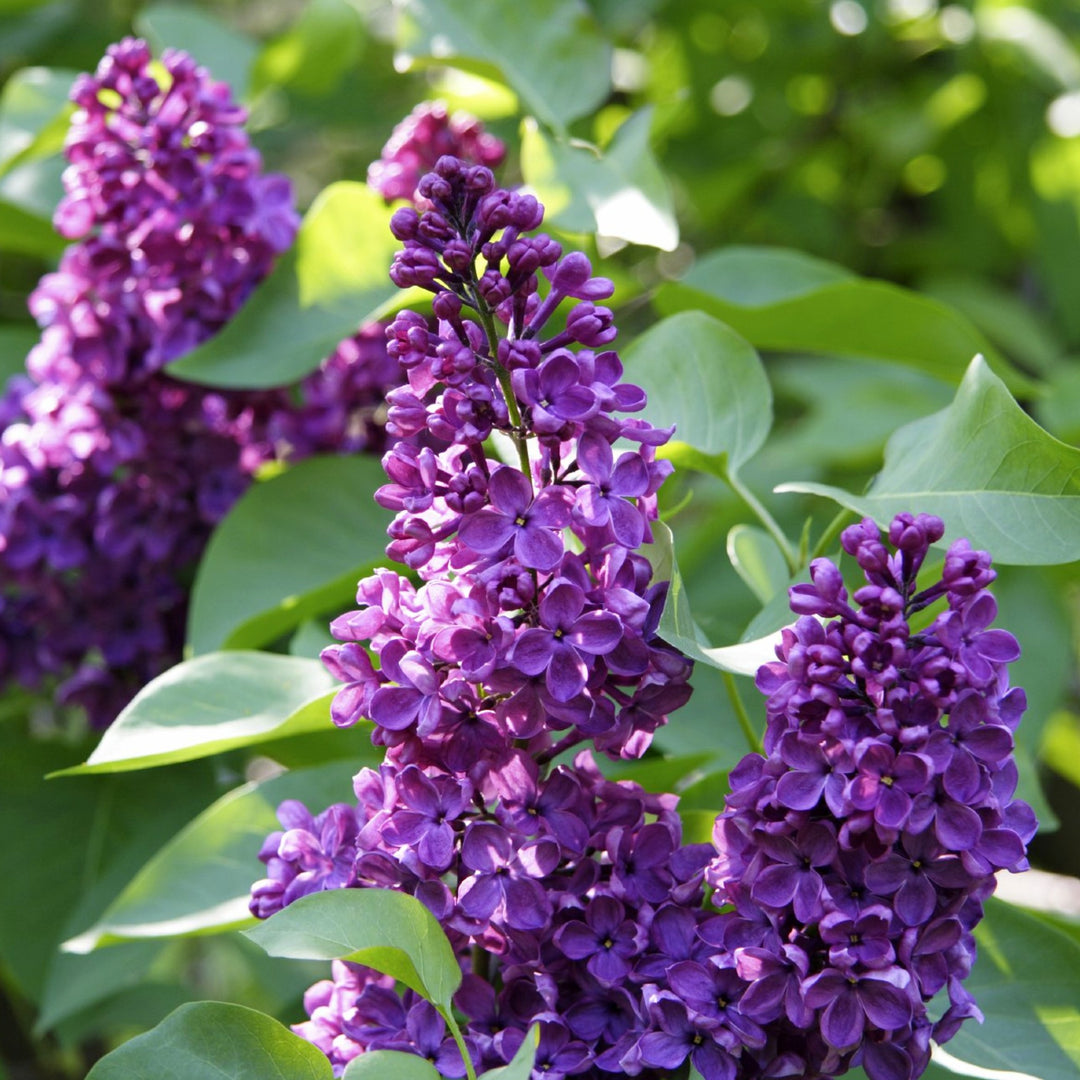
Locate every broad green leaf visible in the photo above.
<box><xmin>0</xmin><ymin>195</ymin><xmax>64</xmax><ymax>256</ymax></box>
<box><xmin>945</xmin><ymin>898</ymin><xmax>1080</xmax><ymax>1080</ymax></box>
<box><xmin>655</xmin><ymin>247</ymin><xmax>1032</xmax><ymax>394</ymax></box>
<box><xmin>479</xmin><ymin>1025</ymin><xmax>540</xmax><ymax>1079</ymax></box>
<box><xmin>621</xmin><ymin>311</ymin><xmax>771</xmax><ymax>475</ymax></box>
<box><xmin>396</xmin><ymin>0</ymin><xmax>611</xmax><ymax>133</ymax></box>
<box><xmin>85</xmin><ymin>1001</ymin><xmax>332</xmax><ymax>1080</ymax></box>
<box><xmin>245</xmin><ymin>888</ymin><xmax>462</xmax><ymax>1010</ymax></box>
<box><xmin>342</xmin><ymin>1052</ymin><xmax>442</xmax><ymax>1080</ymax></box>
<box><xmin>168</xmin><ymin>183</ymin><xmax>400</xmax><ymax>389</ymax></box>
<box><xmin>778</xmin><ymin>356</ymin><xmax>1080</xmax><ymax>566</ymax></box>
<box><xmin>727</xmin><ymin>524</ymin><xmax>788</xmax><ymax>605</ymax></box>
<box><xmin>1036</xmin><ymin>361</ymin><xmax>1080</xmax><ymax>446</ymax></box>
<box><xmin>62</xmin><ymin>759</ymin><xmax>361</xmax><ymax>953</ymax></box>
<box><xmin>187</xmin><ymin>454</ymin><xmax>392</xmax><ymax>654</ymax></box>
<box><xmin>650</xmin><ymin>522</ymin><xmax>783</xmax><ymax>676</ymax></box>
<box><xmin>0</xmin><ymin>65</ymin><xmax>73</xmax><ymax>174</ymax></box>
<box><xmin>136</xmin><ymin>4</ymin><xmax>258</xmax><ymax>98</ymax></box>
<box><xmin>520</xmin><ymin>109</ymin><xmax>678</xmax><ymax>250</ymax></box>
<box><xmin>54</xmin><ymin>653</ymin><xmax>337</xmax><ymax>776</ymax></box>
<box><xmin>254</xmin><ymin>0</ymin><xmax>363</xmax><ymax>98</ymax></box>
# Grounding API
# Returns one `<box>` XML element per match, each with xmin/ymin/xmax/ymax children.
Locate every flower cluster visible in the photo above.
<box><xmin>367</xmin><ymin>101</ymin><xmax>505</xmax><ymax>205</ymax></box>
<box><xmin>705</xmin><ymin>514</ymin><xmax>1035</xmax><ymax>1080</ymax></box>
<box><xmin>0</xmin><ymin>42</ymin><xmax>500</xmax><ymax>727</ymax></box>
<box><xmin>252</xmin><ymin>155</ymin><xmax>711</xmax><ymax>1077</ymax></box>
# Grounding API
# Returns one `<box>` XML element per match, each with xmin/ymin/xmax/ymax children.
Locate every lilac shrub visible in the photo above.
<box><xmin>249</xmin><ymin>153</ymin><xmax>1034</xmax><ymax>1080</ymax></box>
<box><xmin>0</xmin><ymin>42</ymin><xmax>498</xmax><ymax>727</ymax></box>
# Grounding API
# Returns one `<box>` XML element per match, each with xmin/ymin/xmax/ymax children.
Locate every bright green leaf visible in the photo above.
<box><xmin>650</xmin><ymin>522</ymin><xmax>784</xmax><ymax>675</ymax></box>
<box><xmin>656</xmin><ymin>247</ymin><xmax>1033</xmax><ymax>394</ymax></box>
<box><xmin>520</xmin><ymin>109</ymin><xmax>678</xmax><ymax>250</ymax></box>
<box><xmin>945</xmin><ymin>899</ymin><xmax>1080</xmax><ymax>1080</ymax></box>
<box><xmin>0</xmin><ymin>65</ymin><xmax>73</xmax><ymax>174</ymax></box>
<box><xmin>187</xmin><ymin>454</ymin><xmax>392</xmax><ymax>654</ymax></box>
<box><xmin>396</xmin><ymin>0</ymin><xmax>611</xmax><ymax>133</ymax></box>
<box><xmin>778</xmin><ymin>356</ymin><xmax>1080</xmax><ymax>566</ymax></box>
<box><xmin>727</xmin><ymin>524</ymin><xmax>788</xmax><ymax>605</ymax></box>
<box><xmin>621</xmin><ymin>311</ymin><xmax>771</xmax><ymax>475</ymax></box>
<box><xmin>479</xmin><ymin>1025</ymin><xmax>539</xmax><ymax>1079</ymax></box>
<box><xmin>168</xmin><ymin>183</ymin><xmax>400</xmax><ymax>389</ymax></box>
<box><xmin>0</xmin><ymin>195</ymin><xmax>63</xmax><ymax>256</ymax></box>
<box><xmin>342</xmin><ymin>1051</ymin><xmax>442</xmax><ymax>1080</ymax></box>
<box><xmin>54</xmin><ymin>653</ymin><xmax>337</xmax><ymax>776</ymax></box>
<box><xmin>62</xmin><ymin>759</ymin><xmax>362</xmax><ymax>953</ymax></box>
<box><xmin>84</xmin><ymin>1001</ymin><xmax>332</xmax><ymax>1080</ymax></box>
<box><xmin>254</xmin><ymin>0</ymin><xmax>363</xmax><ymax>98</ymax></box>
<box><xmin>136</xmin><ymin>4</ymin><xmax>258</xmax><ymax>98</ymax></box>
<box><xmin>245</xmin><ymin>888</ymin><xmax>462</xmax><ymax>1010</ymax></box>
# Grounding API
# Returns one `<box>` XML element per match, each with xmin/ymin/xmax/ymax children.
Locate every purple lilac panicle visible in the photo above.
<box><xmin>253</xmin><ymin>153</ymin><xmax>1032</xmax><ymax>1080</ymax></box>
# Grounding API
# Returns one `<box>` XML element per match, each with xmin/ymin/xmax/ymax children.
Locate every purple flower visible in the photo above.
<box><xmin>554</xmin><ymin>896</ymin><xmax>645</xmax><ymax>985</ymax></box>
<box><xmin>802</xmin><ymin>967</ymin><xmax>913</xmax><ymax>1050</ymax></box>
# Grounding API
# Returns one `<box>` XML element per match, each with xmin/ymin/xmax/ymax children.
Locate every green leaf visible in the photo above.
<box><xmin>342</xmin><ymin>1052</ymin><xmax>442</xmax><ymax>1080</ymax></box>
<box><xmin>245</xmin><ymin>888</ymin><xmax>462</xmax><ymax>1010</ymax></box>
<box><xmin>54</xmin><ymin>653</ymin><xmax>337</xmax><ymax>775</ymax></box>
<box><xmin>84</xmin><ymin>1001</ymin><xmax>332</xmax><ymax>1080</ymax></box>
<box><xmin>0</xmin><ymin>323</ymin><xmax>36</xmax><ymax>384</ymax></box>
<box><xmin>168</xmin><ymin>183</ymin><xmax>400</xmax><ymax>389</ymax></box>
<box><xmin>520</xmin><ymin>110</ymin><xmax>678</xmax><ymax>250</ymax></box>
<box><xmin>479</xmin><ymin>1025</ymin><xmax>539</xmax><ymax>1079</ymax></box>
<box><xmin>187</xmin><ymin>454</ymin><xmax>393</xmax><ymax>654</ymax></box>
<box><xmin>62</xmin><ymin>759</ymin><xmax>362</xmax><ymax>953</ymax></box>
<box><xmin>727</xmin><ymin>524</ymin><xmax>788</xmax><ymax>605</ymax></box>
<box><xmin>621</xmin><ymin>311</ymin><xmax>772</xmax><ymax>474</ymax></box>
<box><xmin>945</xmin><ymin>898</ymin><xmax>1080</xmax><ymax>1080</ymax></box>
<box><xmin>0</xmin><ymin>65</ymin><xmax>73</xmax><ymax>174</ymax></box>
<box><xmin>0</xmin><ymin>195</ymin><xmax>64</xmax><ymax>256</ymax></box>
<box><xmin>136</xmin><ymin>4</ymin><xmax>258</xmax><ymax>98</ymax></box>
<box><xmin>650</xmin><ymin>522</ymin><xmax>784</xmax><ymax>675</ymax></box>
<box><xmin>396</xmin><ymin>0</ymin><xmax>611</xmax><ymax>133</ymax></box>
<box><xmin>778</xmin><ymin>356</ymin><xmax>1080</xmax><ymax>566</ymax></box>
<box><xmin>254</xmin><ymin>0</ymin><xmax>363</xmax><ymax>99</ymax></box>
<box><xmin>656</xmin><ymin>247</ymin><xmax>1033</xmax><ymax>394</ymax></box>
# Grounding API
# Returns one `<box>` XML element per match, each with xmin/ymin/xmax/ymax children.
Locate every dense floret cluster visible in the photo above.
<box><xmin>0</xmin><ymin>43</ymin><xmax>500</xmax><ymax>726</ymax></box>
<box><xmin>705</xmin><ymin>514</ymin><xmax>1035</xmax><ymax>1080</ymax></box>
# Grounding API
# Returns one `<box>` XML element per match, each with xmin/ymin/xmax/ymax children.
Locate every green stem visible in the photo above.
<box><xmin>474</xmin><ymin>301</ymin><xmax>533</xmax><ymax>481</ymax></box>
<box><xmin>723</xmin><ymin>671</ymin><xmax>763</xmax><ymax>755</ymax></box>
<box><xmin>809</xmin><ymin>508</ymin><xmax>854</xmax><ymax>563</ymax></box>
<box><xmin>442</xmin><ymin>1008</ymin><xmax>477</xmax><ymax>1080</ymax></box>
<box><xmin>721</xmin><ymin>466</ymin><xmax>799</xmax><ymax>575</ymax></box>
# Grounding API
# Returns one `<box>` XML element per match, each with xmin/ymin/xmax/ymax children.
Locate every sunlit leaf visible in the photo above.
<box><xmin>727</xmin><ymin>524</ymin><xmax>788</xmax><ymax>605</ymax></box>
<box><xmin>168</xmin><ymin>183</ymin><xmax>400</xmax><ymax>389</ymax></box>
<box><xmin>62</xmin><ymin>760</ymin><xmax>363</xmax><ymax>954</ymax></box>
<box><xmin>84</xmin><ymin>1001</ymin><xmax>332</xmax><ymax>1080</ymax></box>
<box><xmin>187</xmin><ymin>455</ymin><xmax>392</xmax><ymax>655</ymax></box>
<box><xmin>245</xmin><ymin>888</ymin><xmax>462</xmax><ymax>1010</ymax></box>
<box><xmin>656</xmin><ymin>247</ymin><xmax>1033</xmax><ymax>394</ymax></box>
<box><xmin>778</xmin><ymin>357</ymin><xmax>1080</xmax><ymax>566</ymax></box>
<box><xmin>0</xmin><ymin>65</ymin><xmax>73</xmax><ymax>174</ymax></box>
<box><xmin>342</xmin><ymin>1052</ymin><xmax>442</xmax><ymax>1080</ymax></box>
<box><xmin>945</xmin><ymin>898</ymin><xmax>1080</xmax><ymax>1080</ymax></box>
<box><xmin>621</xmin><ymin>311</ymin><xmax>771</xmax><ymax>474</ymax></box>
<box><xmin>479</xmin><ymin>1025</ymin><xmax>540</xmax><ymax>1079</ymax></box>
<box><xmin>520</xmin><ymin>109</ymin><xmax>678</xmax><ymax>250</ymax></box>
<box><xmin>54</xmin><ymin>653</ymin><xmax>336</xmax><ymax>776</ymax></box>
<box><xmin>254</xmin><ymin>0</ymin><xmax>363</xmax><ymax>98</ymax></box>
<box><xmin>395</xmin><ymin>0</ymin><xmax>611</xmax><ymax>133</ymax></box>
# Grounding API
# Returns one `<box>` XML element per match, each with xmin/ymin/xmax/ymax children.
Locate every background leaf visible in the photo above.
<box><xmin>245</xmin><ymin>888</ymin><xmax>462</xmax><ymax>1011</ymax></box>
<box><xmin>621</xmin><ymin>311</ymin><xmax>772</xmax><ymax>474</ymax></box>
<box><xmin>520</xmin><ymin>109</ymin><xmax>678</xmax><ymax>250</ymax></box>
<box><xmin>187</xmin><ymin>455</ymin><xmax>393</xmax><ymax>655</ymax></box>
<box><xmin>944</xmin><ymin>898</ymin><xmax>1080</xmax><ymax>1080</ymax></box>
<box><xmin>726</xmin><ymin>524</ymin><xmax>788</xmax><ymax>605</ymax></box>
<box><xmin>63</xmin><ymin>759</ymin><xmax>364</xmax><ymax>954</ymax></box>
<box><xmin>478</xmin><ymin>1025</ymin><xmax>539</xmax><ymax>1079</ymax></box>
<box><xmin>0</xmin><ymin>64</ymin><xmax>72</xmax><ymax>173</ymax></box>
<box><xmin>168</xmin><ymin>184</ymin><xmax>400</xmax><ymax>389</ymax></box>
<box><xmin>778</xmin><ymin>356</ymin><xmax>1080</xmax><ymax>565</ymax></box>
<box><xmin>342</xmin><ymin>1051</ymin><xmax>442</xmax><ymax>1080</ymax></box>
<box><xmin>395</xmin><ymin>0</ymin><xmax>611</xmax><ymax>133</ymax></box>
<box><xmin>56</xmin><ymin>653</ymin><xmax>337</xmax><ymax>775</ymax></box>
<box><xmin>656</xmin><ymin>247</ymin><xmax>1032</xmax><ymax>393</ymax></box>
<box><xmin>84</xmin><ymin>1001</ymin><xmax>332</xmax><ymax>1080</ymax></box>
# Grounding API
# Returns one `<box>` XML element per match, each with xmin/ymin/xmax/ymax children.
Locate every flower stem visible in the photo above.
<box><xmin>721</xmin><ymin>465</ymin><xmax>799</xmax><ymax>575</ymax></box>
<box><xmin>443</xmin><ymin>1008</ymin><xmax>477</xmax><ymax>1080</ymax></box>
<box><xmin>723</xmin><ymin>670</ymin><xmax>763</xmax><ymax>755</ymax></box>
